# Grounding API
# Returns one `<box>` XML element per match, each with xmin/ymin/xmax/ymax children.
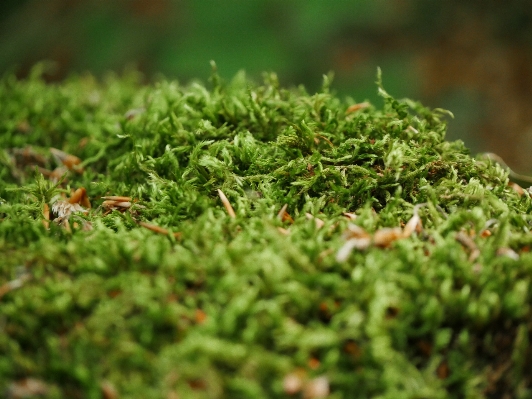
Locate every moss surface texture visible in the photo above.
<box><xmin>1</xmin><ymin>64</ymin><xmax>532</xmax><ymax>398</ymax></box>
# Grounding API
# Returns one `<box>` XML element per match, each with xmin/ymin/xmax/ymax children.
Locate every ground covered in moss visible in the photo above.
<box><xmin>1</xmin><ymin>65</ymin><xmax>532</xmax><ymax>399</ymax></box>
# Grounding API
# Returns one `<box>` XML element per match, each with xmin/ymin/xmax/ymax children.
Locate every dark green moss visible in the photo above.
<box><xmin>1</xmin><ymin>64</ymin><xmax>532</xmax><ymax>398</ymax></box>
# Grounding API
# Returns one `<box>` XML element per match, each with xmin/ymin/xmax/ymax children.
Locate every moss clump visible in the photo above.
<box><xmin>1</xmin><ymin>64</ymin><xmax>532</xmax><ymax>398</ymax></box>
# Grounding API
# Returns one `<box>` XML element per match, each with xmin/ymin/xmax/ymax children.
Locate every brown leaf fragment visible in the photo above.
<box><xmin>50</xmin><ymin>147</ymin><xmax>83</xmax><ymax>173</ymax></box>
<box><xmin>6</xmin><ymin>378</ymin><xmax>48</xmax><ymax>398</ymax></box>
<box><xmin>346</xmin><ymin>102</ymin><xmax>370</xmax><ymax>114</ymax></box>
<box><xmin>217</xmin><ymin>189</ymin><xmax>236</xmax><ymax>218</ymax></box>
<box><xmin>303</xmin><ymin>376</ymin><xmax>330</xmax><ymax>399</ymax></box>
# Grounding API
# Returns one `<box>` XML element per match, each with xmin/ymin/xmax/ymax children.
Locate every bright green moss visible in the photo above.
<box><xmin>1</xmin><ymin>64</ymin><xmax>532</xmax><ymax>398</ymax></box>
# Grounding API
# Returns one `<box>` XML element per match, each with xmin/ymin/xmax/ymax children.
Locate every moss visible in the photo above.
<box><xmin>1</xmin><ymin>63</ymin><xmax>532</xmax><ymax>398</ymax></box>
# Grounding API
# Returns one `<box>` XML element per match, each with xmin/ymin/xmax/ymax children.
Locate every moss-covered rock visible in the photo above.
<box><xmin>1</xmin><ymin>64</ymin><xmax>531</xmax><ymax>398</ymax></box>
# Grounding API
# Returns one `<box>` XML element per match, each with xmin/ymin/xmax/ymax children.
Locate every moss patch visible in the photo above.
<box><xmin>1</xmin><ymin>64</ymin><xmax>532</xmax><ymax>398</ymax></box>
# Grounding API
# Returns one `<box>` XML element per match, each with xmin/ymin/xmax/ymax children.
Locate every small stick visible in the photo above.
<box><xmin>101</xmin><ymin>196</ymin><xmax>131</xmax><ymax>202</ymax></box>
<box><xmin>217</xmin><ymin>189</ymin><xmax>236</xmax><ymax>218</ymax></box>
<box><xmin>346</xmin><ymin>102</ymin><xmax>370</xmax><ymax>114</ymax></box>
<box><xmin>42</xmin><ymin>203</ymin><xmax>50</xmax><ymax>229</ymax></box>
<box><xmin>139</xmin><ymin>221</ymin><xmax>182</xmax><ymax>239</ymax></box>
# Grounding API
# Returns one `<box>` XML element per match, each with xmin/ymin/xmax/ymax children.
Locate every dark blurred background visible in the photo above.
<box><xmin>2</xmin><ymin>0</ymin><xmax>532</xmax><ymax>172</ymax></box>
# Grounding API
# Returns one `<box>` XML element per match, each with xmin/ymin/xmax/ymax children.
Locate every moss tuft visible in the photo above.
<box><xmin>1</xmin><ymin>64</ymin><xmax>532</xmax><ymax>398</ymax></box>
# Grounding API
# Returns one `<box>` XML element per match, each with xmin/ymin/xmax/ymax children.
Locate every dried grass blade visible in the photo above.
<box><xmin>139</xmin><ymin>221</ymin><xmax>182</xmax><ymax>239</ymax></box>
<box><xmin>217</xmin><ymin>189</ymin><xmax>236</xmax><ymax>218</ymax></box>
<box><xmin>101</xmin><ymin>196</ymin><xmax>131</xmax><ymax>202</ymax></box>
<box><xmin>42</xmin><ymin>203</ymin><xmax>50</xmax><ymax>229</ymax></box>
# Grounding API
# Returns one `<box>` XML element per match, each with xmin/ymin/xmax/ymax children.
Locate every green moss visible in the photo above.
<box><xmin>1</xmin><ymin>63</ymin><xmax>532</xmax><ymax>398</ymax></box>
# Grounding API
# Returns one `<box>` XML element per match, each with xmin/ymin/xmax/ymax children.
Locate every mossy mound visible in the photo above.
<box><xmin>1</xmin><ymin>65</ymin><xmax>532</xmax><ymax>398</ymax></box>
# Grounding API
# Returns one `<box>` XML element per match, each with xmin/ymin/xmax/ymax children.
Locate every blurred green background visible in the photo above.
<box><xmin>1</xmin><ymin>0</ymin><xmax>532</xmax><ymax>172</ymax></box>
